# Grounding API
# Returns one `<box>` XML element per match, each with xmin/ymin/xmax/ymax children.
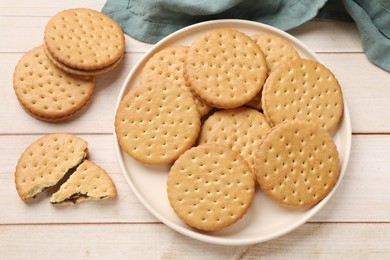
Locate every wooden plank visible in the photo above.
<box><xmin>320</xmin><ymin>53</ymin><xmax>390</xmax><ymax>133</ymax></box>
<box><xmin>0</xmin><ymin>134</ymin><xmax>157</xmax><ymax>224</ymax></box>
<box><xmin>0</xmin><ymin>223</ymin><xmax>389</xmax><ymax>259</ymax></box>
<box><xmin>0</xmin><ymin>135</ymin><xmax>389</xmax><ymax>224</ymax></box>
<box><xmin>0</xmin><ymin>0</ymin><xmax>104</xmax><ymax>16</ymax></box>
<box><xmin>0</xmin><ymin>16</ymin><xmax>359</xmax><ymax>53</ymax></box>
<box><xmin>0</xmin><ymin>53</ymin><xmax>143</xmax><ymax>134</ymax></box>
<box><xmin>0</xmin><ymin>16</ymin><xmax>152</xmax><ymax>53</ymax></box>
<box><xmin>288</xmin><ymin>20</ymin><xmax>362</xmax><ymax>53</ymax></box>
<box><xmin>1</xmin><ymin>52</ymin><xmax>389</xmax><ymax>134</ymax></box>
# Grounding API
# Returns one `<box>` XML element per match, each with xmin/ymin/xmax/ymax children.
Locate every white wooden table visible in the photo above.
<box><xmin>1</xmin><ymin>1</ymin><xmax>389</xmax><ymax>258</ymax></box>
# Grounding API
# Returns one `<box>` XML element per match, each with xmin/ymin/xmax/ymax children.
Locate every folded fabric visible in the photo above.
<box><xmin>102</xmin><ymin>0</ymin><xmax>390</xmax><ymax>71</ymax></box>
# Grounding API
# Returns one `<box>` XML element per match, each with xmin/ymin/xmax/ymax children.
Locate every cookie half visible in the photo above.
<box><xmin>15</xmin><ymin>133</ymin><xmax>88</xmax><ymax>201</ymax></box>
<box><xmin>262</xmin><ymin>59</ymin><xmax>344</xmax><ymax>132</ymax></box>
<box><xmin>255</xmin><ymin>120</ymin><xmax>340</xmax><ymax>208</ymax></box>
<box><xmin>198</xmin><ymin>107</ymin><xmax>270</xmax><ymax>176</ymax></box>
<box><xmin>184</xmin><ymin>29</ymin><xmax>268</xmax><ymax>109</ymax></box>
<box><xmin>115</xmin><ymin>82</ymin><xmax>201</xmax><ymax>164</ymax></box>
<box><xmin>167</xmin><ymin>144</ymin><xmax>255</xmax><ymax>231</ymax></box>
<box><xmin>50</xmin><ymin>160</ymin><xmax>117</xmax><ymax>204</ymax></box>
<box><xmin>44</xmin><ymin>8</ymin><xmax>124</xmax><ymax>70</ymax></box>
<box><xmin>13</xmin><ymin>46</ymin><xmax>95</xmax><ymax>121</ymax></box>
<box><xmin>141</xmin><ymin>46</ymin><xmax>211</xmax><ymax>116</ymax></box>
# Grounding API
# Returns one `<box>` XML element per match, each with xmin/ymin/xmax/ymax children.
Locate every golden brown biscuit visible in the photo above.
<box><xmin>15</xmin><ymin>133</ymin><xmax>88</xmax><ymax>201</ymax></box>
<box><xmin>184</xmin><ymin>29</ymin><xmax>268</xmax><ymax>109</ymax></box>
<box><xmin>246</xmin><ymin>33</ymin><xmax>300</xmax><ymax>110</ymax></box>
<box><xmin>13</xmin><ymin>46</ymin><xmax>95</xmax><ymax>121</ymax></box>
<box><xmin>261</xmin><ymin>59</ymin><xmax>344</xmax><ymax>132</ymax></box>
<box><xmin>50</xmin><ymin>160</ymin><xmax>117</xmax><ymax>204</ymax></box>
<box><xmin>44</xmin><ymin>8</ymin><xmax>125</xmax><ymax>70</ymax></box>
<box><xmin>167</xmin><ymin>144</ymin><xmax>255</xmax><ymax>231</ymax></box>
<box><xmin>198</xmin><ymin>107</ymin><xmax>270</xmax><ymax>176</ymax></box>
<box><xmin>115</xmin><ymin>82</ymin><xmax>201</xmax><ymax>164</ymax></box>
<box><xmin>255</xmin><ymin>120</ymin><xmax>340</xmax><ymax>208</ymax></box>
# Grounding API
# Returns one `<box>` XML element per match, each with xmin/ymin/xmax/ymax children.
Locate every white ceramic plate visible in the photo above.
<box><xmin>113</xmin><ymin>20</ymin><xmax>352</xmax><ymax>245</ymax></box>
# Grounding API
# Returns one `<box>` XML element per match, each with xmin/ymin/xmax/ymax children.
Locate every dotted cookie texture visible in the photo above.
<box><xmin>199</xmin><ymin>107</ymin><xmax>270</xmax><ymax>176</ymax></box>
<box><xmin>184</xmin><ymin>29</ymin><xmax>268</xmax><ymax>108</ymax></box>
<box><xmin>246</xmin><ymin>34</ymin><xmax>300</xmax><ymax>110</ymax></box>
<box><xmin>141</xmin><ymin>46</ymin><xmax>211</xmax><ymax>116</ymax></box>
<box><xmin>252</xmin><ymin>34</ymin><xmax>300</xmax><ymax>73</ymax></box>
<box><xmin>255</xmin><ymin>120</ymin><xmax>340</xmax><ymax>208</ymax></box>
<box><xmin>15</xmin><ymin>133</ymin><xmax>88</xmax><ymax>201</ymax></box>
<box><xmin>44</xmin><ymin>8</ymin><xmax>125</xmax><ymax>70</ymax></box>
<box><xmin>115</xmin><ymin>82</ymin><xmax>201</xmax><ymax>164</ymax></box>
<box><xmin>262</xmin><ymin>59</ymin><xmax>344</xmax><ymax>132</ymax></box>
<box><xmin>50</xmin><ymin>160</ymin><xmax>117</xmax><ymax>204</ymax></box>
<box><xmin>13</xmin><ymin>46</ymin><xmax>95</xmax><ymax>121</ymax></box>
<box><xmin>167</xmin><ymin>144</ymin><xmax>255</xmax><ymax>231</ymax></box>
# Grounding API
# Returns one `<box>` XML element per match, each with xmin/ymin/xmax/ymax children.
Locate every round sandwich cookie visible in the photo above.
<box><xmin>184</xmin><ymin>28</ymin><xmax>268</xmax><ymax>109</ymax></box>
<box><xmin>255</xmin><ymin>120</ymin><xmax>340</xmax><ymax>208</ymax></box>
<box><xmin>13</xmin><ymin>46</ymin><xmax>95</xmax><ymax>121</ymax></box>
<box><xmin>44</xmin><ymin>8</ymin><xmax>125</xmax><ymax>71</ymax></box>
<box><xmin>167</xmin><ymin>144</ymin><xmax>255</xmax><ymax>231</ymax></box>
<box><xmin>50</xmin><ymin>160</ymin><xmax>117</xmax><ymax>205</ymax></box>
<box><xmin>115</xmin><ymin>82</ymin><xmax>201</xmax><ymax>165</ymax></box>
<box><xmin>43</xmin><ymin>42</ymin><xmax>124</xmax><ymax>77</ymax></box>
<box><xmin>141</xmin><ymin>46</ymin><xmax>211</xmax><ymax>117</ymax></box>
<box><xmin>261</xmin><ymin>59</ymin><xmax>344</xmax><ymax>132</ymax></box>
<box><xmin>15</xmin><ymin>133</ymin><xmax>88</xmax><ymax>201</ymax></box>
<box><xmin>246</xmin><ymin>33</ymin><xmax>301</xmax><ymax>110</ymax></box>
<box><xmin>198</xmin><ymin>107</ymin><xmax>271</xmax><ymax>176</ymax></box>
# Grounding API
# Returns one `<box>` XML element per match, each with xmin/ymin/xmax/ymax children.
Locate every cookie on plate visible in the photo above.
<box><xmin>184</xmin><ymin>29</ymin><xmax>268</xmax><ymax>109</ymax></box>
<box><xmin>141</xmin><ymin>46</ymin><xmax>211</xmax><ymax>116</ymax></box>
<box><xmin>261</xmin><ymin>59</ymin><xmax>344</xmax><ymax>132</ymax></box>
<box><xmin>115</xmin><ymin>82</ymin><xmax>201</xmax><ymax>164</ymax></box>
<box><xmin>255</xmin><ymin>120</ymin><xmax>340</xmax><ymax>208</ymax></box>
<box><xmin>246</xmin><ymin>33</ymin><xmax>300</xmax><ymax>110</ymax></box>
<box><xmin>167</xmin><ymin>144</ymin><xmax>255</xmax><ymax>231</ymax></box>
<box><xmin>13</xmin><ymin>46</ymin><xmax>95</xmax><ymax>121</ymax></box>
<box><xmin>15</xmin><ymin>133</ymin><xmax>88</xmax><ymax>201</ymax></box>
<box><xmin>198</xmin><ymin>107</ymin><xmax>270</xmax><ymax>176</ymax></box>
<box><xmin>50</xmin><ymin>160</ymin><xmax>117</xmax><ymax>204</ymax></box>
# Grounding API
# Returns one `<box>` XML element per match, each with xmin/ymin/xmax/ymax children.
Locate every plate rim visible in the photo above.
<box><xmin>113</xmin><ymin>19</ymin><xmax>352</xmax><ymax>246</ymax></box>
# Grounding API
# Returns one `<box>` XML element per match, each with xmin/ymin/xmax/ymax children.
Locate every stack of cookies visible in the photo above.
<box><xmin>13</xmin><ymin>8</ymin><xmax>125</xmax><ymax>121</ymax></box>
<box><xmin>115</xmin><ymin>28</ymin><xmax>344</xmax><ymax>231</ymax></box>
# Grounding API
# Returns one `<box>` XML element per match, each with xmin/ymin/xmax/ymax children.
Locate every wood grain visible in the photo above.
<box><xmin>0</xmin><ymin>223</ymin><xmax>388</xmax><ymax>259</ymax></box>
<box><xmin>1</xmin><ymin>135</ymin><xmax>389</xmax><ymax>224</ymax></box>
<box><xmin>1</xmin><ymin>53</ymin><xmax>389</xmax><ymax>134</ymax></box>
<box><xmin>1</xmin><ymin>0</ymin><xmax>389</xmax><ymax>257</ymax></box>
<box><xmin>0</xmin><ymin>17</ymin><xmax>359</xmax><ymax>53</ymax></box>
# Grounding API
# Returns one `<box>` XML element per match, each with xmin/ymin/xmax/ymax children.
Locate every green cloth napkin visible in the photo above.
<box><xmin>102</xmin><ymin>0</ymin><xmax>390</xmax><ymax>71</ymax></box>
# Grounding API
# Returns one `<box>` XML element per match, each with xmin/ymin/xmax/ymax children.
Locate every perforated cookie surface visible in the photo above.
<box><xmin>252</xmin><ymin>34</ymin><xmax>300</xmax><ymax>73</ymax></box>
<box><xmin>184</xmin><ymin>29</ymin><xmax>268</xmax><ymax>109</ymax></box>
<box><xmin>255</xmin><ymin>120</ymin><xmax>340</xmax><ymax>208</ymax></box>
<box><xmin>246</xmin><ymin>34</ymin><xmax>300</xmax><ymax>110</ymax></box>
<box><xmin>44</xmin><ymin>8</ymin><xmax>125</xmax><ymax>70</ymax></box>
<box><xmin>199</xmin><ymin>107</ymin><xmax>270</xmax><ymax>176</ymax></box>
<box><xmin>261</xmin><ymin>59</ymin><xmax>344</xmax><ymax>132</ymax></box>
<box><xmin>141</xmin><ymin>46</ymin><xmax>211</xmax><ymax>116</ymax></box>
<box><xmin>50</xmin><ymin>160</ymin><xmax>117</xmax><ymax>204</ymax></box>
<box><xmin>167</xmin><ymin>144</ymin><xmax>255</xmax><ymax>231</ymax></box>
<box><xmin>15</xmin><ymin>133</ymin><xmax>88</xmax><ymax>201</ymax></box>
<box><xmin>115</xmin><ymin>82</ymin><xmax>201</xmax><ymax>164</ymax></box>
<box><xmin>13</xmin><ymin>46</ymin><xmax>95</xmax><ymax>121</ymax></box>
